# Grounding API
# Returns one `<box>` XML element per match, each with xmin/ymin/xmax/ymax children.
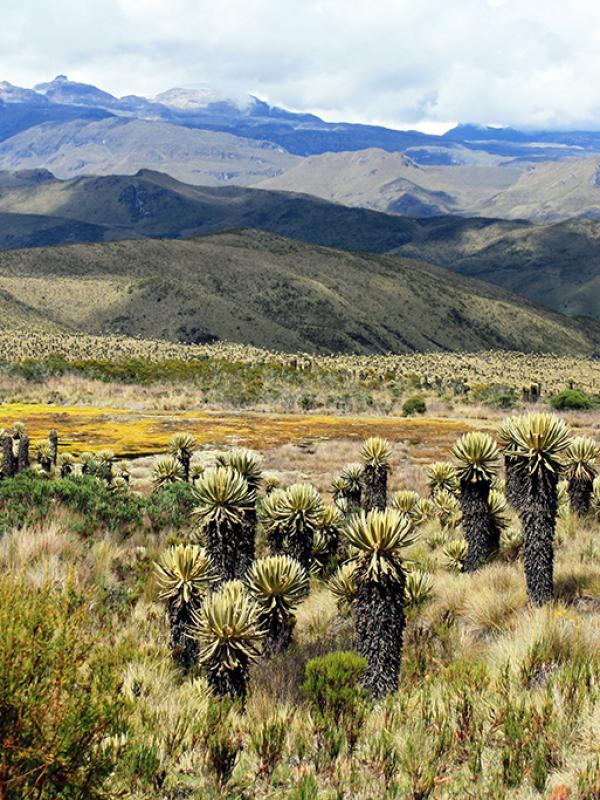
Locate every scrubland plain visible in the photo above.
<box><xmin>1</xmin><ymin>339</ymin><xmax>600</xmax><ymax>800</ymax></box>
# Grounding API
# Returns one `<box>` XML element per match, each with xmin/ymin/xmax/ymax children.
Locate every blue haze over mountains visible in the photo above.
<box><xmin>4</xmin><ymin>74</ymin><xmax>600</xmax><ymax>162</ymax></box>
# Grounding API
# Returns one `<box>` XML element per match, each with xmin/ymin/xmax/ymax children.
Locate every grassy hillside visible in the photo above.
<box><xmin>481</xmin><ymin>157</ymin><xmax>600</xmax><ymax>220</ymax></box>
<box><xmin>0</xmin><ymin>288</ymin><xmax>65</xmax><ymax>332</ymax></box>
<box><xmin>0</xmin><ymin>229</ymin><xmax>598</xmax><ymax>354</ymax></box>
<box><xmin>391</xmin><ymin>217</ymin><xmax>600</xmax><ymax>319</ymax></box>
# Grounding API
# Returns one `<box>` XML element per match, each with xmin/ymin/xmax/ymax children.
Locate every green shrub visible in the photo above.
<box><xmin>299</xmin><ymin>394</ymin><xmax>317</xmax><ymax>410</ymax></box>
<box><xmin>145</xmin><ymin>481</ymin><xmax>197</xmax><ymax>531</ymax></box>
<box><xmin>303</xmin><ymin>652</ymin><xmax>368</xmax><ymax>758</ymax></box>
<box><xmin>53</xmin><ymin>475</ymin><xmax>144</xmax><ymax>532</ymax></box>
<box><xmin>471</xmin><ymin>384</ymin><xmax>517</xmax><ymax>409</ymax></box>
<box><xmin>402</xmin><ymin>395</ymin><xmax>427</xmax><ymax>416</ymax></box>
<box><xmin>302</xmin><ymin>651</ymin><xmax>367</xmax><ymax>725</ymax></box>
<box><xmin>549</xmin><ymin>389</ymin><xmax>593</xmax><ymax>410</ymax></box>
<box><xmin>0</xmin><ymin>472</ymin><xmax>144</xmax><ymax>535</ymax></box>
<box><xmin>0</xmin><ymin>470</ymin><xmax>54</xmax><ymax>531</ymax></box>
<box><xmin>0</xmin><ymin>575</ymin><xmax>126</xmax><ymax>799</ymax></box>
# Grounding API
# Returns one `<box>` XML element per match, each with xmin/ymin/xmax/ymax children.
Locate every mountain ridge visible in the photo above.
<box><xmin>258</xmin><ymin>149</ymin><xmax>600</xmax><ymax>221</ymax></box>
<box><xmin>0</xmin><ymin>168</ymin><xmax>599</xmax><ymax>320</ymax></box>
<box><xmin>6</xmin><ymin>75</ymin><xmax>600</xmax><ymax>163</ymax></box>
<box><xmin>4</xmin><ymin>75</ymin><xmax>600</xmax><ymax>226</ymax></box>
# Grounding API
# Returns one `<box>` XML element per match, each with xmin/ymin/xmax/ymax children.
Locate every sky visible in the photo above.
<box><xmin>3</xmin><ymin>0</ymin><xmax>600</xmax><ymax>132</ymax></box>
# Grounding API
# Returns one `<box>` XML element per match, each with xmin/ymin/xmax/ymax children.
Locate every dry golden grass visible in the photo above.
<box><xmin>2</xmin><ymin>345</ymin><xmax>600</xmax><ymax>797</ymax></box>
<box><xmin>489</xmin><ymin>604</ymin><xmax>600</xmax><ymax>688</ymax></box>
<box><xmin>2</xmin><ymin>459</ymin><xmax>600</xmax><ymax>797</ymax></box>
<box><xmin>431</xmin><ymin>562</ymin><xmax>528</xmax><ymax>640</ymax></box>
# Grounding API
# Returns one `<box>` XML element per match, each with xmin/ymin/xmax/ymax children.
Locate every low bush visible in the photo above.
<box><xmin>0</xmin><ymin>574</ymin><xmax>127</xmax><ymax>799</ymax></box>
<box><xmin>471</xmin><ymin>384</ymin><xmax>518</xmax><ymax>409</ymax></box>
<box><xmin>0</xmin><ymin>470</ymin><xmax>55</xmax><ymax>531</ymax></box>
<box><xmin>302</xmin><ymin>651</ymin><xmax>367</xmax><ymax>724</ymax></box>
<box><xmin>303</xmin><ymin>651</ymin><xmax>368</xmax><ymax>759</ymax></box>
<box><xmin>53</xmin><ymin>476</ymin><xmax>144</xmax><ymax>532</ymax></box>
<box><xmin>0</xmin><ymin>472</ymin><xmax>144</xmax><ymax>535</ymax></box>
<box><xmin>145</xmin><ymin>481</ymin><xmax>197</xmax><ymax>532</ymax></box>
<box><xmin>549</xmin><ymin>389</ymin><xmax>593</xmax><ymax>410</ymax></box>
<box><xmin>402</xmin><ymin>395</ymin><xmax>427</xmax><ymax>416</ymax></box>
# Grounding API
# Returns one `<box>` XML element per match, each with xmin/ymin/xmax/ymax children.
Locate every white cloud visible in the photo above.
<box><xmin>2</xmin><ymin>0</ymin><xmax>600</xmax><ymax>130</ymax></box>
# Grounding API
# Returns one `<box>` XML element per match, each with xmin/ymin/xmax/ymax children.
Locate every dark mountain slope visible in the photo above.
<box><xmin>0</xmin><ymin>169</ymin><xmax>420</xmax><ymax>248</ymax></box>
<box><xmin>0</xmin><ymin>229</ymin><xmax>597</xmax><ymax>355</ymax></box>
<box><xmin>391</xmin><ymin>218</ymin><xmax>600</xmax><ymax>319</ymax></box>
<box><xmin>1</xmin><ymin>169</ymin><xmax>599</xmax><ymax>320</ymax></box>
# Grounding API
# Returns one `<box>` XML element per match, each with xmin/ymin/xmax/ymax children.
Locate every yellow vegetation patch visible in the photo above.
<box><xmin>0</xmin><ymin>403</ymin><xmax>473</xmax><ymax>457</ymax></box>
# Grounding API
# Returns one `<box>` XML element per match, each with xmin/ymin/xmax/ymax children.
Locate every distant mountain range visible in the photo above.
<box><xmin>2</xmin><ymin>75</ymin><xmax>600</xmax><ymax>162</ymax></box>
<box><xmin>258</xmin><ymin>150</ymin><xmax>600</xmax><ymax>221</ymax></box>
<box><xmin>0</xmin><ymin>77</ymin><xmax>596</xmax><ymax>153</ymax></box>
<box><xmin>0</xmin><ymin>117</ymin><xmax>299</xmax><ymax>187</ymax></box>
<box><xmin>0</xmin><ymin>76</ymin><xmax>599</xmax><ymax>341</ymax></box>
<box><xmin>0</xmin><ymin>75</ymin><xmax>439</xmax><ymax>158</ymax></box>
<box><xmin>4</xmin><ymin>76</ymin><xmax>600</xmax><ymax>222</ymax></box>
<box><xmin>1</xmin><ymin>169</ymin><xmax>600</xmax><ymax>321</ymax></box>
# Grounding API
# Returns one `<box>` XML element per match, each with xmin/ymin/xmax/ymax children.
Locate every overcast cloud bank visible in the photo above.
<box><xmin>3</xmin><ymin>0</ymin><xmax>600</xmax><ymax>132</ymax></box>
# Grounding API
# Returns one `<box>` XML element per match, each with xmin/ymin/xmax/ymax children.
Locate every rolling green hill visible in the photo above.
<box><xmin>1</xmin><ymin>169</ymin><xmax>600</xmax><ymax>321</ymax></box>
<box><xmin>0</xmin><ymin>229</ymin><xmax>597</xmax><ymax>355</ymax></box>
